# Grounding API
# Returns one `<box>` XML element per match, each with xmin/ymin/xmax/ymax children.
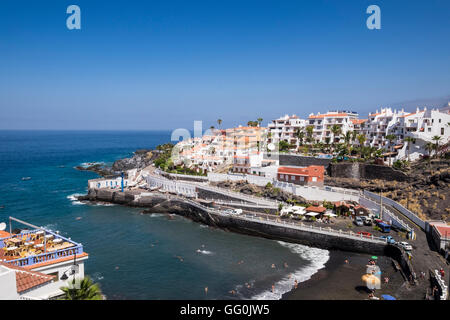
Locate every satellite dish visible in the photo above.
<box><xmin>0</xmin><ymin>222</ymin><xmax>6</xmax><ymax>231</ymax></box>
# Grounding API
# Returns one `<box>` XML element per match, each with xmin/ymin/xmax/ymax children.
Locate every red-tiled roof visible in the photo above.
<box><xmin>0</xmin><ymin>262</ymin><xmax>55</xmax><ymax>293</ymax></box>
<box><xmin>278</xmin><ymin>166</ymin><xmax>308</xmax><ymax>175</ymax></box>
<box><xmin>434</xmin><ymin>225</ymin><xmax>450</xmax><ymax>239</ymax></box>
<box><xmin>305</xmin><ymin>206</ymin><xmax>327</xmax><ymax>213</ymax></box>
<box><xmin>351</xmin><ymin>119</ymin><xmax>367</xmax><ymax>124</ymax></box>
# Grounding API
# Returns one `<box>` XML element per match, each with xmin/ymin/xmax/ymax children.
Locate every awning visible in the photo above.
<box><xmin>306</xmin><ymin>212</ymin><xmax>319</xmax><ymax>217</ymax></box>
<box><xmin>324</xmin><ymin>213</ymin><xmax>337</xmax><ymax>217</ymax></box>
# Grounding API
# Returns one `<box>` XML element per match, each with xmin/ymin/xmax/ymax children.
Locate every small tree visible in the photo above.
<box><xmin>432</xmin><ymin>135</ymin><xmax>442</xmax><ymax>158</ymax></box>
<box><xmin>385</xmin><ymin>134</ymin><xmax>396</xmax><ymax>166</ymax></box>
<box><xmin>60</xmin><ymin>276</ymin><xmax>103</xmax><ymax>300</ymax></box>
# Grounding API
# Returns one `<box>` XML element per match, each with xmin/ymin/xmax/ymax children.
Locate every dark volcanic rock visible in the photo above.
<box><xmin>111</xmin><ymin>149</ymin><xmax>154</xmax><ymax>171</ymax></box>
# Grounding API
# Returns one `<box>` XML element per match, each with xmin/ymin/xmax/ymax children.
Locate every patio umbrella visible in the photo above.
<box><xmin>381</xmin><ymin>294</ymin><xmax>396</xmax><ymax>300</ymax></box>
<box><xmin>371</xmin><ymin>256</ymin><xmax>378</xmax><ymax>260</ymax></box>
<box><xmin>306</xmin><ymin>212</ymin><xmax>319</xmax><ymax>217</ymax></box>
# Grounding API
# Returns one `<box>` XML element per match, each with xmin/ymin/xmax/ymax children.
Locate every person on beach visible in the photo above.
<box><xmin>271</xmin><ymin>264</ymin><xmax>276</xmax><ymax>269</ymax></box>
<box><xmin>272</xmin><ymin>284</ymin><xmax>275</xmax><ymax>293</ymax></box>
<box><xmin>294</xmin><ymin>279</ymin><xmax>298</xmax><ymax>289</ymax></box>
<box><xmin>205</xmin><ymin>287</ymin><xmax>208</xmax><ymax>295</ymax></box>
<box><xmin>284</xmin><ymin>262</ymin><xmax>288</xmax><ymax>268</ymax></box>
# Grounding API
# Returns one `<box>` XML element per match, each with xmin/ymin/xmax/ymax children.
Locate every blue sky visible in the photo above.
<box><xmin>0</xmin><ymin>0</ymin><xmax>449</xmax><ymax>130</ymax></box>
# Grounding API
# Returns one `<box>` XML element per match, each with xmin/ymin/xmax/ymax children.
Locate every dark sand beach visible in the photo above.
<box><xmin>283</xmin><ymin>250</ymin><xmax>409</xmax><ymax>300</ymax></box>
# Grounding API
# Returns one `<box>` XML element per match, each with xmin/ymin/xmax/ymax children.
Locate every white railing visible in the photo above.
<box><xmin>181</xmin><ymin>197</ymin><xmax>388</xmax><ymax>245</ymax></box>
<box><xmin>359</xmin><ymin>194</ymin><xmax>412</xmax><ymax>232</ymax></box>
<box><xmin>363</xmin><ymin>190</ymin><xmax>426</xmax><ymax>230</ymax></box>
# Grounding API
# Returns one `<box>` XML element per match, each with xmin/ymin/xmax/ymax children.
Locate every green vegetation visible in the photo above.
<box><xmin>153</xmin><ymin>143</ymin><xmax>206</xmax><ymax>176</ymax></box>
<box><xmin>60</xmin><ymin>277</ymin><xmax>103</xmax><ymax>300</ymax></box>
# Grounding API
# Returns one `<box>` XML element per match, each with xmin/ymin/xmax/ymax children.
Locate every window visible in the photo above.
<box><xmin>291</xmin><ymin>175</ymin><xmax>295</xmax><ymax>181</ymax></box>
<box><xmin>300</xmin><ymin>176</ymin><xmax>305</xmax><ymax>181</ymax></box>
<box><xmin>312</xmin><ymin>177</ymin><xmax>318</xmax><ymax>182</ymax></box>
<box><xmin>442</xmin><ymin>128</ymin><xmax>445</xmax><ymax>135</ymax></box>
<box><xmin>280</xmin><ymin>174</ymin><xmax>284</xmax><ymax>179</ymax></box>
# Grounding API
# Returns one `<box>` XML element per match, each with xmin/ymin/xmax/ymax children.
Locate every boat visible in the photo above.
<box><xmin>21</xmin><ymin>177</ymin><xmax>31</xmax><ymax>181</ymax></box>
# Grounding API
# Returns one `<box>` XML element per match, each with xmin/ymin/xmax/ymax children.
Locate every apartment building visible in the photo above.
<box><xmin>174</xmin><ymin>126</ymin><xmax>268</xmax><ymax>173</ymax></box>
<box><xmin>267</xmin><ymin>114</ymin><xmax>306</xmax><ymax>147</ymax></box>
<box><xmin>306</xmin><ymin>110</ymin><xmax>359</xmax><ymax>143</ymax></box>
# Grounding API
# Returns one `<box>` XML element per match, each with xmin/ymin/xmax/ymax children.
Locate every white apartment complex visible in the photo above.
<box><xmin>267</xmin><ymin>114</ymin><xmax>306</xmax><ymax>147</ymax></box>
<box><xmin>173</xmin><ymin>126</ymin><xmax>268</xmax><ymax>173</ymax></box>
<box><xmin>267</xmin><ymin>105</ymin><xmax>450</xmax><ymax>162</ymax></box>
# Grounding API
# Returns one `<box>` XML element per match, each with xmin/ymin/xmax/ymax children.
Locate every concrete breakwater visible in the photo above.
<box><xmin>79</xmin><ymin>188</ymin><xmax>389</xmax><ymax>255</ymax></box>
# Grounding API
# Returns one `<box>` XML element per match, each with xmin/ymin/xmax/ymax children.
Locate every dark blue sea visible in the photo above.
<box><xmin>0</xmin><ymin>130</ymin><xmax>329</xmax><ymax>300</ymax></box>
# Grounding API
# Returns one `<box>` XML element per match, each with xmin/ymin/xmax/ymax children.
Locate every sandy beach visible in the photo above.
<box><xmin>282</xmin><ymin>250</ymin><xmax>409</xmax><ymax>300</ymax></box>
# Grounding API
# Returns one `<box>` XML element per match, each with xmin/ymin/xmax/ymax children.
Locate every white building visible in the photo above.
<box><xmin>267</xmin><ymin>114</ymin><xmax>306</xmax><ymax>148</ymax></box>
<box><xmin>396</xmin><ymin>107</ymin><xmax>450</xmax><ymax>161</ymax></box>
<box><xmin>306</xmin><ymin>110</ymin><xmax>359</xmax><ymax>144</ymax></box>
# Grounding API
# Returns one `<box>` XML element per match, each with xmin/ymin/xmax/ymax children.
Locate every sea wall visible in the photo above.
<box><xmin>328</xmin><ymin>163</ymin><xmax>410</xmax><ymax>182</ymax></box>
<box><xmin>81</xmin><ymin>188</ymin><xmax>387</xmax><ymax>255</ymax></box>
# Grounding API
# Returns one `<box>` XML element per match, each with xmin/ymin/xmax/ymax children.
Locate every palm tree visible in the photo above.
<box><xmin>257</xmin><ymin>118</ymin><xmax>263</xmax><ymax>127</ymax></box>
<box><xmin>425</xmin><ymin>142</ymin><xmax>434</xmax><ymax>171</ymax></box>
<box><xmin>306</xmin><ymin>126</ymin><xmax>314</xmax><ymax>145</ymax></box>
<box><xmin>217</xmin><ymin>119</ymin><xmax>222</xmax><ymax>129</ymax></box>
<box><xmin>404</xmin><ymin>136</ymin><xmax>415</xmax><ymax>162</ymax></box>
<box><xmin>432</xmin><ymin>135</ymin><xmax>442</xmax><ymax>158</ymax></box>
<box><xmin>356</xmin><ymin>134</ymin><xmax>366</xmax><ymax>159</ymax></box>
<box><xmin>385</xmin><ymin>134</ymin><xmax>396</xmax><ymax>166</ymax></box>
<box><xmin>330</xmin><ymin>125</ymin><xmax>342</xmax><ymax>154</ymax></box>
<box><xmin>330</xmin><ymin>125</ymin><xmax>341</xmax><ymax>143</ymax></box>
<box><xmin>295</xmin><ymin>127</ymin><xmax>305</xmax><ymax>147</ymax></box>
<box><xmin>342</xmin><ymin>131</ymin><xmax>352</xmax><ymax>155</ymax></box>
<box><xmin>60</xmin><ymin>276</ymin><xmax>103</xmax><ymax>300</ymax></box>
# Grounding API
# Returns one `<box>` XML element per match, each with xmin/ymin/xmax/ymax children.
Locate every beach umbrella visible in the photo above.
<box><xmin>371</xmin><ymin>256</ymin><xmax>378</xmax><ymax>260</ymax></box>
<box><xmin>361</xmin><ymin>274</ymin><xmax>380</xmax><ymax>288</ymax></box>
<box><xmin>381</xmin><ymin>294</ymin><xmax>396</xmax><ymax>300</ymax></box>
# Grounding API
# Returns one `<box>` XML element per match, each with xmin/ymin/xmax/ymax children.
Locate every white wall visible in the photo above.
<box><xmin>0</xmin><ymin>266</ymin><xmax>19</xmax><ymax>300</ymax></box>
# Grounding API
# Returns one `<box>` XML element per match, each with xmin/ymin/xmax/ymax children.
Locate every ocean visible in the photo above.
<box><xmin>0</xmin><ymin>130</ymin><xmax>329</xmax><ymax>300</ymax></box>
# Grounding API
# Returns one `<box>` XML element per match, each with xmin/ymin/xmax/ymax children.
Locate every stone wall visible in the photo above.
<box><xmin>328</xmin><ymin>163</ymin><xmax>410</xmax><ymax>182</ymax></box>
<box><xmin>275</xmin><ymin>154</ymin><xmax>332</xmax><ymax>168</ymax></box>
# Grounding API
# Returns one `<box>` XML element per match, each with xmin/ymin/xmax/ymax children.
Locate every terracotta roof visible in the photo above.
<box><xmin>278</xmin><ymin>166</ymin><xmax>308</xmax><ymax>175</ymax></box>
<box><xmin>351</xmin><ymin>119</ymin><xmax>367</xmax><ymax>124</ymax></box>
<box><xmin>305</xmin><ymin>206</ymin><xmax>327</xmax><ymax>213</ymax></box>
<box><xmin>334</xmin><ymin>201</ymin><xmax>352</xmax><ymax>208</ymax></box>
<box><xmin>434</xmin><ymin>225</ymin><xmax>450</xmax><ymax>239</ymax></box>
<box><xmin>0</xmin><ymin>262</ymin><xmax>55</xmax><ymax>293</ymax></box>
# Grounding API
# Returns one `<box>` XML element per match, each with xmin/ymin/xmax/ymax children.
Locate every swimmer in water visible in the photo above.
<box><xmin>271</xmin><ymin>264</ymin><xmax>276</xmax><ymax>269</ymax></box>
<box><xmin>284</xmin><ymin>262</ymin><xmax>288</xmax><ymax>268</ymax></box>
<box><xmin>205</xmin><ymin>287</ymin><xmax>208</xmax><ymax>295</ymax></box>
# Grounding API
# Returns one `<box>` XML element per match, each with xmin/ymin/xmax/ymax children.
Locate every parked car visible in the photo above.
<box><xmin>231</xmin><ymin>209</ymin><xmax>242</xmax><ymax>215</ymax></box>
<box><xmin>357</xmin><ymin>231</ymin><xmax>372</xmax><ymax>238</ymax></box>
<box><xmin>380</xmin><ymin>235</ymin><xmax>396</xmax><ymax>244</ymax></box>
<box><xmin>361</xmin><ymin>216</ymin><xmax>373</xmax><ymax>226</ymax></box>
<box><xmin>354</xmin><ymin>217</ymin><xmax>364</xmax><ymax>226</ymax></box>
<box><xmin>399</xmin><ymin>242</ymin><xmax>413</xmax><ymax>251</ymax></box>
